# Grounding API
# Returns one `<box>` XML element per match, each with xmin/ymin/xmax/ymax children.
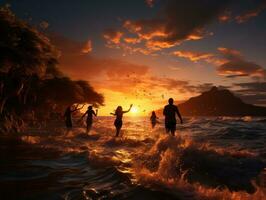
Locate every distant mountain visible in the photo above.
<box><xmin>177</xmin><ymin>86</ymin><xmax>266</xmax><ymax>116</ymax></box>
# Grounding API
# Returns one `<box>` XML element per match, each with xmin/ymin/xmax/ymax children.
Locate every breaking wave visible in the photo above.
<box><xmin>1</xmin><ymin>116</ymin><xmax>266</xmax><ymax>199</ymax></box>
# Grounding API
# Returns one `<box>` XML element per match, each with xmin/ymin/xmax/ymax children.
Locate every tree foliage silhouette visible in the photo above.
<box><xmin>0</xmin><ymin>6</ymin><xmax>104</xmax><ymax>133</ymax></box>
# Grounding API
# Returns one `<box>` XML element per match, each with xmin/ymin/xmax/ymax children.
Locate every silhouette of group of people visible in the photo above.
<box><xmin>64</xmin><ymin>98</ymin><xmax>183</xmax><ymax>137</ymax></box>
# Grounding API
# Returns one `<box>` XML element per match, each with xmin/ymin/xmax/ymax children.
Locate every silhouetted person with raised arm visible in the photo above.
<box><xmin>163</xmin><ymin>98</ymin><xmax>183</xmax><ymax>136</ymax></box>
<box><xmin>150</xmin><ymin>111</ymin><xmax>158</xmax><ymax>128</ymax></box>
<box><xmin>111</xmin><ymin>104</ymin><xmax>133</xmax><ymax>137</ymax></box>
<box><xmin>80</xmin><ymin>106</ymin><xmax>98</xmax><ymax>134</ymax></box>
<box><xmin>64</xmin><ymin>104</ymin><xmax>84</xmax><ymax>131</ymax></box>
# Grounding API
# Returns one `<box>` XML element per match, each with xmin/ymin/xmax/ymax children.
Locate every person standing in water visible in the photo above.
<box><xmin>110</xmin><ymin>104</ymin><xmax>133</xmax><ymax>137</ymax></box>
<box><xmin>163</xmin><ymin>98</ymin><xmax>183</xmax><ymax>136</ymax></box>
<box><xmin>64</xmin><ymin>105</ymin><xmax>84</xmax><ymax>131</ymax></box>
<box><xmin>150</xmin><ymin>111</ymin><xmax>159</xmax><ymax>128</ymax></box>
<box><xmin>80</xmin><ymin>106</ymin><xmax>98</xmax><ymax>134</ymax></box>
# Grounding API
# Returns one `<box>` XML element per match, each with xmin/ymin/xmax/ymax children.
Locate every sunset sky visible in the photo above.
<box><xmin>1</xmin><ymin>0</ymin><xmax>266</xmax><ymax>116</ymax></box>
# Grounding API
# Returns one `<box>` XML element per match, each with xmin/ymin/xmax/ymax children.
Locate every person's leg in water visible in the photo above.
<box><xmin>170</xmin><ymin>122</ymin><xmax>176</xmax><ymax>136</ymax></box>
<box><xmin>152</xmin><ymin>121</ymin><xmax>156</xmax><ymax>128</ymax></box>
<box><xmin>66</xmin><ymin>127</ymin><xmax>71</xmax><ymax>134</ymax></box>
<box><xmin>165</xmin><ymin>122</ymin><xmax>176</xmax><ymax>136</ymax></box>
<box><xmin>114</xmin><ymin>119</ymin><xmax>122</xmax><ymax>137</ymax></box>
<box><xmin>170</xmin><ymin>127</ymin><xmax>176</xmax><ymax>136</ymax></box>
<box><xmin>86</xmin><ymin>120</ymin><xmax>92</xmax><ymax>134</ymax></box>
<box><xmin>86</xmin><ymin>122</ymin><xmax>92</xmax><ymax>134</ymax></box>
<box><xmin>165</xmin><ymin>122</ymin><xmax>170</xmax><ymax>134</ymax></box>
<box><xmin>65</xmin><ymin>119</ymin><xmax>72</xmax><ymax>135</ymax></box>
<box><xmin>115</xmin><ymin>126</ymin><xmax>121</xmax><ymax>137</ymax></box>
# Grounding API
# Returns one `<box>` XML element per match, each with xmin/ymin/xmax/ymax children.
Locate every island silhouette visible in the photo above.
<box><xmin>177</xmin><ymin>86</ymin><xmax>266</xmax><ymax>116</ymax></box>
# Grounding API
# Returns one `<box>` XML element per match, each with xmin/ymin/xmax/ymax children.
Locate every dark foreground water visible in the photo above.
<box><xmin>0</xmin><ymin>116</ymin><xmax>266</xmax><ymax>200</ymax></box>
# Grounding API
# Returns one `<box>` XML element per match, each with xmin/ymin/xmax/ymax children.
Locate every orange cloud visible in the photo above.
<box><xmin>172</xmin><ymin>50</ymin><xmax>225</xmax><ymax>66</ymax></box>
<box><xmin>123</xmin><ymin>37</ymin><xmax>141</xmax><ymax>44</ymax></box>
<box><xmin>146</xmin><ymin>39</ymin><xmax>178</xmax><ymax>50</ymax></box>
<box><xmin>217</xmin><ymin>47</ymin><xmax>242</xmax><ymax>58</ymax></box>
<box><xmin>103</xmin><ymin>28</ymin><xmax>123</xmax><ymax>44</ymax></box>
<box><xmin>218</xmin><ymin>10</ymin><xmax>232</xmax><ymax>23</ymax></box>
<box><xmin>173</xmin><ymin>50</ymin><xmax>214</xmax><ymax>62</ymax></box>
<box><xmin>81</xmin><ymin>40</ymin><xmax>92</xmax><ymax>54</ymax></box>
<box><xmin>123</xmin><ymin>19</ymin><xmax>167</xmax><ymax>40</ymax></box>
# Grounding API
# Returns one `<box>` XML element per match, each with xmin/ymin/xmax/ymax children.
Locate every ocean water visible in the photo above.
<box><xmin>0</xmin><ymin>116</ymin><xmax>266</xmax><ymax>200</ymax></box>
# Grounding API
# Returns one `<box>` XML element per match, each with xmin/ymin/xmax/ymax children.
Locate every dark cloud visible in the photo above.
<box><xmin>172</xmin><ymin>47</ymin><xmax>266</xmax><ymax>80</ymax></box>
<box><xmin>150</xmin><ymin>77</ymin><xmax>190</xmax><ymax>91</ymax></box>
<box><xmin>50</xmin><ymin>33</ymin><xmax>87</xmax><ymax>54</ymax></box>
<box><xmin>217</xmin><ymin>47</ymin><xmax>242</xmax><ymax>60</ymax></box>
<box><xmin>145</xmin><ymin>0</ymin><xmax>155</xmax><ymax>8</ymax></box>
<box><xmin>235</xmin><ymin>1</ymin><xmax>266</xmax><ymax>23</ymax></box>
<box><xmin>149</xmin><ymin>77</ymin><xmax>228</xmax><ymax>95</ymax></box>
<box><xmin>234</xmin><ymin>81</ymin><xmax>266</xmax><ymax>106</ymax></box>
<box><xmin>39</xmin><ymin>20</ymin><xmax>49</xmax><ymax>30</ymax></box>
<box><xmin>104</xmin><ymin>0</ymin><xmax>232</xmax><ymax>53</ymax></box>
<box><xmin>235</xmin><ymin>82</ymin><xmax>266</xmax><ymax>93</ymax></box>
<box><xmin>158</xmin><ymin>0</ymin><xmax>231</xmax><ymax>44</ymax></box>
<box><xmin>225</xmin><ymin>74</ymin><xmax>249</xmax><ymax>78</ymax></box>
<box><xmin>218</xmin><ymin>1</ymin><xmax>266</xmax><ymax>24</ymax></box>
<box><xmin>188</xmin><ymin>83</ymin><xmax>214</xmax><ymax>93</ymax></box>
<box><xmin>180</xmin><ymin>83</ymin><xmax>229</xmax><ymax>94</ymax></box>
<box><xmin>217</xmin><ymin>47</ymin><xmax>266</xmax><ymax>79</ymax></box>
<box><xmin>218</xmin><ymin>60</ymin><xmax>265</xmax><ymax>78</ymax></box>
<box><xmin>238</xmin><ymin>94</ymin><xmax>266</xmax><ymax>106</ymax></box>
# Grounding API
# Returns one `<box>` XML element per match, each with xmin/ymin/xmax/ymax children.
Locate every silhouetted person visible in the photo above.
<box><xmin>64</xmin><ymin>105</ymin><xmax>83</xmax><ymax>131</ymax></box>
<box><xmin>80</xmin><ymin>106</ymin><xmax>98</xmax><ymax>134</ymax></box>
<box><xmin>150</xmin><ymin>111</ymin><xmax>158</xmax><ymax>128</ymax></box>
<box><xmin>111</xmin><ymin>104</ymin><xmax>133</xmax><ymax>137</ymax></box>
<box><xmin>163</xmin><ymin>98</ymin><xmax>183</xmax><ymax>136</ymax></box>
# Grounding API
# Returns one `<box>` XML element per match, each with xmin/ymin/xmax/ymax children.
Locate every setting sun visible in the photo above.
<box><xmin>130</xmin><ymin>106</ymin><xmax>138</xmax><ymax>115</ymax></box>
